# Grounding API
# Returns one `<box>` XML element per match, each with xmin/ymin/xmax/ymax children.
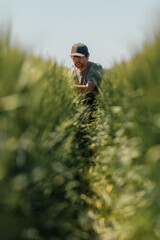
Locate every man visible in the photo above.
<box><xmin>69</xmin><ymin>43</ymin><xmax>104</xmax><ymax>105</ymax></box>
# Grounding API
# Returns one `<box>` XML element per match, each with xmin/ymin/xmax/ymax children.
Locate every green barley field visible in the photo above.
<box><xmin>0</xmin><ymin>28</ymin><xmax>160</xmax><ymax>240</ymax></box>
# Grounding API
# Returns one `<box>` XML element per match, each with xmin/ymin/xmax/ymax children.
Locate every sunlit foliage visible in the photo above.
<box><xmin>0</xmin><ymin>29</ymin><xmax>160</xmax><ymax>240</ymax></box>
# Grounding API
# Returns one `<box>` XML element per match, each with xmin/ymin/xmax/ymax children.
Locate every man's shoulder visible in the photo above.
<box><xmin>68</xmin><ymin>66</ymin><xmax>78</xmax><ymax>75</ymax></box>
<box><xmin>68</xmin><ymin>66</ymin><xmax>74</xmax><ymax>75</ymax></box>
<box><xmin>90</xmin><ymin>61</ymin><xmax>103</xmax><ymax>68</ymax></box>
<box><xmin>89</xmin><ymin>62</ymin><xmax>104</xmax><ymax>74</ymax></box>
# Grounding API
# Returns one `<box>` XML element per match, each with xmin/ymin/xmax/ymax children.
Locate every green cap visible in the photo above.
<box><xmin>70</xmin><ymin>43</ymin><xmax>89</xmax><ymax>57</ymax></box>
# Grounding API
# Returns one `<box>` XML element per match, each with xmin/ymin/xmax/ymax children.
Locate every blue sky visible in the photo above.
<box><xmin>0</xmin><ymin>0</ymin><xmax>160</xmax><ymax>68</ymax></box>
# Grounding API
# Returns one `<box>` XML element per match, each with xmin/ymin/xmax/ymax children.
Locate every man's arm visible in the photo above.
<box><xmin>74</xmin><ymin>81</ymin><xmax>96</xmax><ymax>93</ymax></box>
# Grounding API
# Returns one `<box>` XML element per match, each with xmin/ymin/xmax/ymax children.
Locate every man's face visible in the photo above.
<box><xmin>71</xmin><ymin>55</ymin><xmax>88</xmax><ymax>70</ymax></box>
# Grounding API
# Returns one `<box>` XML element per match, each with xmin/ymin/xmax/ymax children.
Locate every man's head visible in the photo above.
<box><xmin>70</xmin><ymin>43</ymin><xmax>89</xmax><ymax>57</ymax></box>
<box><xmin>70</xmin><ymin>43</ymin><xmax>90</xmax><ymax>70</ymax></box>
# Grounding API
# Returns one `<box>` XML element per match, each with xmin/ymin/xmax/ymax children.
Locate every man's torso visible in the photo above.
<box><xmin>69</xmin><ymin>61</ymin><xmax>103</xmax><ymax>86</ymax></box>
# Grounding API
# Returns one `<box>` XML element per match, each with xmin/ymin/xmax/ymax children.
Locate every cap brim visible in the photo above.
<box><xmin>70</xmin><ymin>53</ymin><xmax>85</xmax><ymax>57</ymax></box>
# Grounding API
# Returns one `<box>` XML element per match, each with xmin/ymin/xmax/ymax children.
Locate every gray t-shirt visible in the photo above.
<box><xmin>69</xmin><ymin>61</ymin><xmax>103</xmax><ymax>87</ymax></box>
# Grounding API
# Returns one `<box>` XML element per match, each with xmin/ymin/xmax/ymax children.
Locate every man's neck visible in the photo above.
<box><xmin>78</xmin><ymin>61</ymin><xmax>90</xmax><ymax>72</ymax></box>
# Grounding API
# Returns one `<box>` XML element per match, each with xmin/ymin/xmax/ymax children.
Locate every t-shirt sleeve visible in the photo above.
<box><xmin>68</xmin><ymin>67</ymin><xmax>74</xmax><ymax>76</ymax></box>
<box><xmin>88</xmin><ymin>65</ymin><xmax>104</xmax><ymax>86</ymax></box>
